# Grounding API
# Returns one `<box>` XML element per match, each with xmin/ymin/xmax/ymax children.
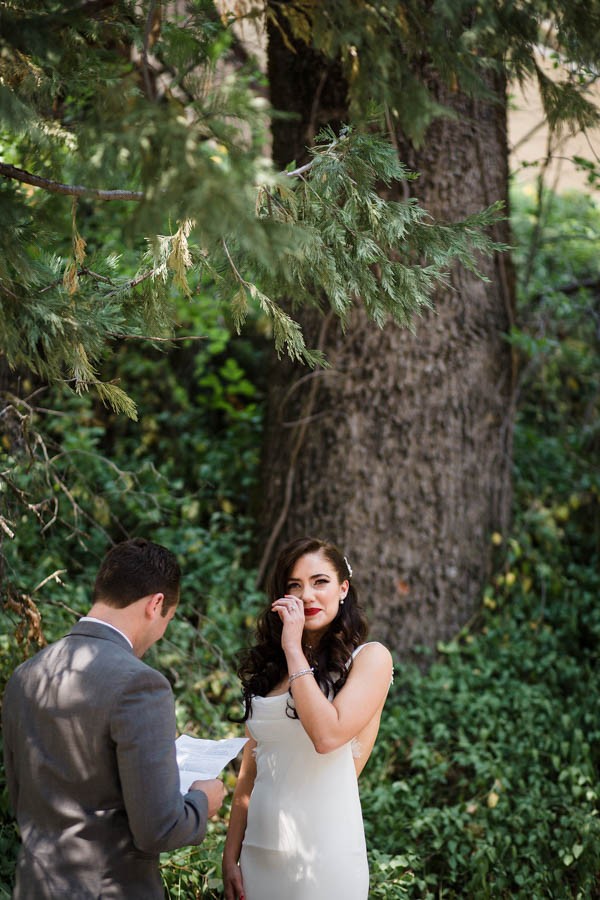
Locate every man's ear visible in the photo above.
<box><xmin>145</xmin><ymin>592</ymin><xmax>164</xmax><ymax>618</ymax></box>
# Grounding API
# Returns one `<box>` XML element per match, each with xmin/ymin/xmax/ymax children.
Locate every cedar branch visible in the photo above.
<box><xmin>0</xmin><ymin>164</ymin><xmax>143</xmax><ymax>201</ymax></box>
<box><xmin>0</xmin><ymin>148</ymin><xmax>319</xmax><ymax>205</ymax></box>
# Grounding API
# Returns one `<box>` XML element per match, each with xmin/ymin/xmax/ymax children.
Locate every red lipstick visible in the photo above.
<box><xmin>304</xmin><ymin>608</ymin><xmax>321</xmax><ymax>617</ymax></box>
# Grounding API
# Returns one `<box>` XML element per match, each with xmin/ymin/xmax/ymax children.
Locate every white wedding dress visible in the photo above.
<box><xmin>239</xmin><ymin>648</ymin><xmax>370</xmax><ymax>900</ymax></box>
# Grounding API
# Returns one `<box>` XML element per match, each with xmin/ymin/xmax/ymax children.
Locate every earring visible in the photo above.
<box><xmin>340</xmin><ymin>596</ymin><xmax>345</xmax><ymax>605</ymax></box>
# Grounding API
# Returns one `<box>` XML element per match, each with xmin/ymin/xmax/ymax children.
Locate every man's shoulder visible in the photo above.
<box><xmin>6</xmin><ymin>626</ymin><xmax>168</xmax><ymax>692</ymax></box>
<box><xmin>67</xmin><ymin>628</ymin><xmax>168</xmax><ymax>684</ymax></box>
<box><xmin>4</xmin><ymin>636</ymin><xmax>65</xmax><ymax>683</ymax></box>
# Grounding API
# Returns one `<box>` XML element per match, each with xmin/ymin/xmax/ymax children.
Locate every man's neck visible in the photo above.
<box><xmin>80</xmin><ymin>614</ymin><xmax>133</xmax><ymax>648</ymax></box>
<box><xmin>85</xmin><ymin>602</ymin><xmax>139</xmax><ymax>652</ymax></box>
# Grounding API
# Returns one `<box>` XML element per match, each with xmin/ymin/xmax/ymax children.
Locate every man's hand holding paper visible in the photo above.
<box><xmin>189</xmin><ymin>778</ymin><xmax>226</xmax><ymax>816</ymax></box>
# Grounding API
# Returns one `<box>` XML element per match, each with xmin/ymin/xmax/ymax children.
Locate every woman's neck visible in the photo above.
<box><xmin>302</xmin><ymin>639</ymin><xmax>321</xmax><ymax>663</ymax></box>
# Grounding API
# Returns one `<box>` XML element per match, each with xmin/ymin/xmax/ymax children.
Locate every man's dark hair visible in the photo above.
<box><xmin>93</xmin><ymin>539</ymin><xmax>181</xmax><ymax>613</ymax></box>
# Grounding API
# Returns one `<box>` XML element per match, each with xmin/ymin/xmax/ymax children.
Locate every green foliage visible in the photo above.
<box><xmin>253</xmin><ymin>126</ymin><xmax>505</xmax><ymax>329</ymax></box>
<box><xmin>0</xmin><ymin>280</ymin><xmax>266</xmax><ymax>893</ymax></box>
<box><xmin>361</xmin><ymin>578</ymin><xmax>600</xmax><ymax>897</ymax></box>
<box><xmin>0</xmin><ymin>1</ymin><xmax>504</xmax><ymax>413</ymax></box>
<box><xmin>1</xmin><ymin>287</ymin><xmax>262</xmax><ymax>614</ymax></box>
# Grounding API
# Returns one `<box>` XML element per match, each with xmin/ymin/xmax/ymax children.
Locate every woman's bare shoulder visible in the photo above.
<box><xmin>353</xmin><ymin>641</ymin><xmax>393</xmax><ymax>662</ymax></box>
<box><xmin>352</xmin><ymin>642</ymin><xmax>394</xmax><ymax>678</ymax></box>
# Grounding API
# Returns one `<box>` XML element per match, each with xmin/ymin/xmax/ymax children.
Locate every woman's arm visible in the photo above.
<box><xmin>222</xmin><ymin>727</ymin><xmax>257</xmax><ymax>900</ymax></box>
<box><xmin>287</xmin><ymin>641</ymin><xmax>393</xmax><ymax>754</ymax></box>
<box><xmin>351</xmin><ymin>695</ymin><xmax>387</xmax><ymax>777</ymax></box>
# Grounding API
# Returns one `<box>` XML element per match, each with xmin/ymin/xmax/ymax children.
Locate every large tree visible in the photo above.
<box><xmin>256</xmin><ymin>1</ymin><xmax>600</xmax><ymax>654</ymax></box>
<box><xmin>1</xmin><ymin>1</ymin><xmax>598</xmax><ymax>655</ymax></box>
<box><xmin>0</xmin><ymin>0</ymin><xmax>502</xmax><ymax>612</ymax></box>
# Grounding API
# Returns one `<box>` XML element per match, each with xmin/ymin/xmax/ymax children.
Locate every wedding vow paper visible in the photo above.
<box><xmin>176</xmin><ymin>735</ymin><xmax>248</xmax><ymax>794</ymax></box>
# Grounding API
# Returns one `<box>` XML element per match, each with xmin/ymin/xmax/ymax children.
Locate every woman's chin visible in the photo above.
<box><xmin>303</xmin><ymin>619</ymin><xmax>329</xmax><ymax>639</ymax></box>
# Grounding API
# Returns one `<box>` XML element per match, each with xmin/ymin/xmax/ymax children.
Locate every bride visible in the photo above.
<box><xmin>222</xmin><ymin>536</ymin><xmax>393</xmax><ymax>900</ymax></box>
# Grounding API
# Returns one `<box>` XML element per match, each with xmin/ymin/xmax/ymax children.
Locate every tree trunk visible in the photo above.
<box><xmin>257</xmin><ymin>20</ymin><xmax>515</xmax><ymax>658</ymax></box>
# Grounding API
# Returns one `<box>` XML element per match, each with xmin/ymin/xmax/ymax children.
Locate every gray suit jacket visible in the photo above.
<box><xmin>2</xmin><ymin>620</ymin><xmax>208</xmax><ymax>899</ymax></box>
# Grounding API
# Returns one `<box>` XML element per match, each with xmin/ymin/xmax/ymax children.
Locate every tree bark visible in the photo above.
<box><xmin>257</xmin><ymin>19</ymin><xmax>515</xmax><ymax>658</ymax></box>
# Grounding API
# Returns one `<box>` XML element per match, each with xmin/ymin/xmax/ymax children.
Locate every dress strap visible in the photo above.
<box><xmin>347</xmin><ymin>642</ymin><xmax>394</xmax><ymax>684</ymax></box>
<box><xmin>346</xmin><ymin>642</ymin><xmax>370</xmax><ymax>668</ymax></box>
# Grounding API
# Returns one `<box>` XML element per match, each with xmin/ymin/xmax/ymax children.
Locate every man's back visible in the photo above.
<box><xmin>3</xmin><ymin>620</ymin><xmax>207</xmax><ymax>900</ymax></box>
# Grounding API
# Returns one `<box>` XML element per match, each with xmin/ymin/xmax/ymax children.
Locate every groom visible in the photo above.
<box><xmin>2</xmin><ymin>538</ymin><xmax>225</xmax><ymax>899</ymax></box>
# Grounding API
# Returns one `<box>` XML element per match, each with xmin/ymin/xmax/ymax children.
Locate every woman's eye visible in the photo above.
<box><xmin>315</xmin><ymin>579</ymin><xmax>328</xmax><ymax>586</ymax></box>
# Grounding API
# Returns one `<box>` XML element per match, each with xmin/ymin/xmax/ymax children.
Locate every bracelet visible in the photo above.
<box><xmin>288</xmin><ymin>667</ymin><xmax>314</xmax><ymax>686</ymax></box>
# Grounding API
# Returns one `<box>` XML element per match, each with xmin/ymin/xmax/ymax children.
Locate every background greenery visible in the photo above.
<box><xmin>1</xmin><ymin>184</ymin><xmax>599</xmax><ymax>898</ymax></box>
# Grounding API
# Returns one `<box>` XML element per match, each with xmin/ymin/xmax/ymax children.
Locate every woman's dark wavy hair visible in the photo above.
<box><xmin>236</xmin><ymin>536</ymin><xmax>369</xmax><ymax>721</ymax></box>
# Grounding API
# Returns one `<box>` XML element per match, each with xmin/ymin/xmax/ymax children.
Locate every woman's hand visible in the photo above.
<box><xmin>271</xmin><ymin>594</ymin><xmax>305</xmax><ymax>652</ymax></box>
<box><xmin>222</xmin><ymin>857</ymin><xmax>245</xmax><ymax>900</ymax></box>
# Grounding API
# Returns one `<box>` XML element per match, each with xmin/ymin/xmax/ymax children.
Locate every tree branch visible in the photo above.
<box><xmin>0</xmin><ymin>164</ymin><xmax>143</xmax><ymax>201</ymax></box>
<box><xmin>284</xmin><ymin>160</ymin><xmax>314</xmax><ymax>178</ymax></box>
<box><xmin>109</xmin><ymin>332</ymin><xmax>208</xmax><ymax>343</ymax></box>
<box><xmin>0</xmin><ymin>134</ymin><xmax>337</xmax><ymax>206</ymax></box>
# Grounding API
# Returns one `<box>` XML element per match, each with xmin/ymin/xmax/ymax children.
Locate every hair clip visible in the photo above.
<box><xmin>344</xmin><ymin>556</ymin><xmax>353</xmax><ymax>577</ymax></box>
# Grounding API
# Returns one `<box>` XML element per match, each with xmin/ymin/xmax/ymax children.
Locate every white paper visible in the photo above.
<box><xmin>176</xmin><ymin>734</ymin><xmax>248</xmax><ymax>794</ymax></box>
